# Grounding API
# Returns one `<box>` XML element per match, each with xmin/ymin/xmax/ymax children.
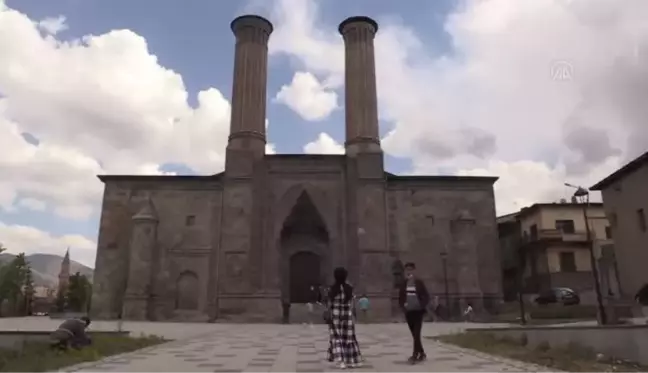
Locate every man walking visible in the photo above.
<box><xmin>399</xmin><ymin>262</ymin><xmax>429</xmax><ymax>364</ymax></box>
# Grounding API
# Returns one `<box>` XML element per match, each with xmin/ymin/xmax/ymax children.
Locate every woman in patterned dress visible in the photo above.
<box><xmin>326</xmin><ymin>267</ymin><xmax>363</xmax><ymax>369</ymax></box>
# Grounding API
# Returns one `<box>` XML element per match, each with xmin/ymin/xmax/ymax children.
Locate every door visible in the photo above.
<box><xmin>289</xmin><ymin>252</ymin><xmax>320</xmax><ymax>303</ymax></box>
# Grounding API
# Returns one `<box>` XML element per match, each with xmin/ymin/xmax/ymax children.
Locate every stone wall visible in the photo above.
<box><xmin>386</xmin><ymin>176</ymin><xmax>502</xmax><ymax>314</ymax></box>
<box><xmin>91</xmin><ymin>176</ymin><xmax>223</xmax><ymax>321</ymax></box>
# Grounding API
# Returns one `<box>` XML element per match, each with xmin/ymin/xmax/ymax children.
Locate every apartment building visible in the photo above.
<box><xmin>498</xmin><ymin>202</ymin><xmax>617</xmax><ymax>303</ymax></box>
<box><xmin>591</xmin><ymin>151</ymin><xmax>648</xmax><ymax>299</ymax></box>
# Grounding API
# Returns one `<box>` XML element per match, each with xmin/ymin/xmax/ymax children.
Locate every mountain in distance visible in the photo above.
<box><xmin>0</xmin><ymin>253</ymin><xmax>94</xmax><ymax>288</ymax></box>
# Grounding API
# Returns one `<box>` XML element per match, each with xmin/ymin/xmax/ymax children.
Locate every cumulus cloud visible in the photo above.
<box><xmin>261</xmin><ymin>0</ymin><xmax>648</xmax><ymax>214</ymax></box>
<box><xmin>0</xmin><ymin>221</ymin><xmax>97</xmax><ymax>267</ymax></box>
<box><xmin>275</xmin><ymin>71</ymin><xmax>338</xmax><ymax>121</ymax></box>
<box><xmin>0</xmin><ymin>4</ymin><xmax>277</xmax><ymax>219</ymax></box>
<box><xmin>303</xmin><ymin>132</ymin><xmax>344</xmax><ymax>154</ymax></box>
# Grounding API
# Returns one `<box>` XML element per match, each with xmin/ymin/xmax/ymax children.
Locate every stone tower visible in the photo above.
<box><xmin>225</xmin><ymin>14</ymin><xmax>274</xmax><ymax>176</ymax></box>
<box><xmin>57</xmin><ymin>248</ymin><xmax>70</xmax><ymax>294</ymax></box>
<box><xmin>338</xmin><ymin>16</ymin><xmax>390</xmax><ymax>295</ymax></box>
<box><xmin>123</xmin><ymin>198</ymin><xmax>158</xmax><ymax>320</ymax></box>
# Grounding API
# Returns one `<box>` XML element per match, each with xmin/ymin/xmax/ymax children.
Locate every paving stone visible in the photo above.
<box><xmin>45</xmin><ymin>323</ymin><xmax>551</xmax><ymax>372</ymax></box>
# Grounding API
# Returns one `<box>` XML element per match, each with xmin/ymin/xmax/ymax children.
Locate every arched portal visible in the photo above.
<box><xmin>175</xmin><ymin>271</ymin><xmax>199</xmax><ymax>310</ymax></box>
<box><xmin>289</xmin><ymin>252</ymin><xmax>321</xmax><ymax>303</ymax></box>
<box><xmin>280</xmin><ymin>191</ymin><xmax>330</xmax><ymax>303</ymax></box>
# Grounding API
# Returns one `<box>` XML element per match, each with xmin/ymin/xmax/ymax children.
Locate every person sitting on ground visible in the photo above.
<box><xmin>50</xmin><ymin>316</ymin><xmax>92</xmax><ymax>351</ymax></box>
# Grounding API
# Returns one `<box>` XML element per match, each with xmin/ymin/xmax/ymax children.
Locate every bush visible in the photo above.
<box><xmin>0</xmin><ymin>334</ymin><xmax>166</xmax><ymax>372</ymax></box>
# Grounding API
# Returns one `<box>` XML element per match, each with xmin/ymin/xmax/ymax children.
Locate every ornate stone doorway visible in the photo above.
<box><xmin>280</xmin><ymin>191</ymin><xmax>330</xmax><ymax>303</ymax></box>
<box><xmin>289</xmin><ymin>252</ymin><xmax>320</xmax><ymax>303</ymax></box>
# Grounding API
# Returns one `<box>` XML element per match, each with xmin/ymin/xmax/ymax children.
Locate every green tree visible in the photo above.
<box><xmin>0</xmin><ymin>253</ymin><xmax>32</xmax><ymax>315</ymax></box>
<box><xmin>66</xmin><ymin>272</ymin><xmax>91</xmax><ymax>312</ymax></box>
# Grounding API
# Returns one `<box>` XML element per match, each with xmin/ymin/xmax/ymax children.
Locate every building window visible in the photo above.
<box><xmin>185</xmin><ymin>215</ymin><xmax>196</xmax><ymax>226</ymax></box>
<box><xmin>605</xmin><ymin>226</ymin><xmax>612</xmax><ymax>239</ymax></box>
<box><xmin>555</xmin><ymin>220</ymin><xmax>575</xmax><ymax>234</ymax></box>
<box><xmin>530</xmin><ymin>224</ymin><xmax>538</xmax><ymax>239</ymax></box>
<box><xmin>638</xmin><ymin>209</ymin><xmax>646</xmax><ymax>232</ymax></box>
<box><xmin>559</xmin><ymin>252</ymin><xmax>577</xmax><ymax>272</ymax></box>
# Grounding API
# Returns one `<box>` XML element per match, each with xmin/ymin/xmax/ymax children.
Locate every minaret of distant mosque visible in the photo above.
<box><xmin>57</xmin><ymin>248</ymin><xmax>70</xmax><ymax>294</ymax></box>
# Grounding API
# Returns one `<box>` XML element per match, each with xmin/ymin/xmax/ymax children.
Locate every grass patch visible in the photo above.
<box><xmin>434</xmin><ymin>332</ymin><xmax>646</xmax><ymax>372</ymax></box>
<box><xmin>0</xmin><ymin>334</ymin><xmax>167</xmax><ymax>372</ymax></box>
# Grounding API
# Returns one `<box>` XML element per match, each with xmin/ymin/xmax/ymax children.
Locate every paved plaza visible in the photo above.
<box><xmin>0</xmin><ymin>318</ymin><xmax>552</xmax><ymax>372</ymax></box>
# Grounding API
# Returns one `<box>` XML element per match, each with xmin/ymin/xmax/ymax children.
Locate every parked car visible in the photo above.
<box><xmin>535</xmin><ymin>287</ymin><xmax>580</xmax><ymax>306</ymax></box>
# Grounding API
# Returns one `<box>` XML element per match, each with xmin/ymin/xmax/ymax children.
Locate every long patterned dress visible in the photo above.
<box><xmin>327</xmin><ymin>285</ymin><xmax>363</xmax><ymax>367</ymax></box>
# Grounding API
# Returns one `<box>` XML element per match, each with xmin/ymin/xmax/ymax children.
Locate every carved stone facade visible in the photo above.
<box><xmin>90</xmin><ymin>15</ymin><xmax>502</xmax><ymax>322</ymax></box>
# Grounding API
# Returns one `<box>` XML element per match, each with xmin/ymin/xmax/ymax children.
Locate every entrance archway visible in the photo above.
<box><xmin>289</xmin><ymin>252</ymin><xmax>320</xmax><ymax>303</ymax></box>
<box><xmin>280</xmin><ymin>190</ymin><xmax>330</xmax><ymax>303</ymax></box>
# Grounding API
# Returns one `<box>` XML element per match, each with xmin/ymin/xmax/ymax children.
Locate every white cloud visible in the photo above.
<box><xmin>37</xmin><ymin>15</ymin><xmax>68</xmax><ymax>35</ymax></box>
<box><xmin>0</xmin><ymin>221</ymin><xmax>97</xmax><ymax>267</ymax></box>
<box><xmin>18</xmin><ymin>198</ymin><xmax>46</xmax><ymax>211</ymax></box>
<box><xmin>275</xmin><ymin>71</ymin><xmax>338</xmax><ymax>121</ymax></box>
<box><xmin>264</xmin><ymin>0</ymin><xmax>648</xmax><ymax>215</ymax></box>
<box><xmin>303</xmin><ymin>132</ymin><xmax>344</xmax><ymax>154</ymax></box>
<box><xmin>0</xmin><ymin>4</ymin><xmax>278</xmax><ymax>220</ymax></box>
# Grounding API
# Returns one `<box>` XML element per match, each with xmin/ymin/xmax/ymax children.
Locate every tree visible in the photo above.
<box><xmin>66</xmin><ymin>272</ymin><xmax>91</xmax><ymax>313</ymax></box>
<box><xmin>0</xmin><ymin>253</ymin><xmax>33</xmax><ymax>316</ymax></box>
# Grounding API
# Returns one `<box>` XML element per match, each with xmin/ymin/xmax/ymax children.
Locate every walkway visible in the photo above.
<box><xmin>46</xmin><ymin>322</ymin><xmax>552</xmax><ymax>372</ymax></box>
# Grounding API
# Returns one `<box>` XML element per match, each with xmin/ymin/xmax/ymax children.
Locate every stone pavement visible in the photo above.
<box><xmin>44</xmin><ymin>322</ymin><xmax>551</xmax><ymax>372</ymax></box>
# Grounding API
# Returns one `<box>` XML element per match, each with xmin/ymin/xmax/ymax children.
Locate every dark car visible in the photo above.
<box><xmin>535</xmin><ymin>287</ymin><xmax>580</xmax><ymax>306</ymax></box>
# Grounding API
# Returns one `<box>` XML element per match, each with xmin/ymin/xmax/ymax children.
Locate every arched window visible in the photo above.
<box><xmin>175</xmin><ymin>271</ymin><xmax>199</xmax><ymax>310</ymax></box>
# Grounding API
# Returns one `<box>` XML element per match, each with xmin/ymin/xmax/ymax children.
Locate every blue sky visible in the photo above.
<box><xmin>1</xmin><ymin>0</ymin><xmax>643</xmax><ymax>267</ymax></box>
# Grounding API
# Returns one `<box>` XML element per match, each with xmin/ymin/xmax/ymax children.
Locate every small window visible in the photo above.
<box><xmin>605</xmin><ymin>226</ymin><xmax>612</xmax><ymax>239</ymax></box>
<box><xmin>559</xmin><ymin>252</ymin><xmax>576</xmax><ymax>272</ymax></box>
<box><xmin>185</xmin><ymin>215</ymin><xmax>196</xmax><ymax>226</ymax></box>
<box><xmin>637</xmin><ymin>209</ymin><xmax>646</xmax><ymax>232</ymax></box>
<box><xmin>555</xmin><ymin>220</ymin><xmax>575</xmax><ymax>234</ymax></box>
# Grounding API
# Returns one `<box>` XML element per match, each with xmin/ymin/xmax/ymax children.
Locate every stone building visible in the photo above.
<box><xmin>591</xmin><ymin>150</ymin><xmax>648</xmax><ymax>299</ymax></box>
<box><xmin>90</xmin><ymin>15</ymin><xmax>502</xmax><ymax>322</ymax></box>
<box><xmin>57</xmin><ymin>248</ymin><xmax>70</xmax><ymax>296</ymax></box>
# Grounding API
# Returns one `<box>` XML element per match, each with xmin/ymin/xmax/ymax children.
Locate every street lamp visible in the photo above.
<box><xmin>440</xmin><ymin>251</ymin><xmax>450</xmax><ymax>319</ymax></box>
<box><xmin>564</xmin><ymin>183</ymin><xmax>607</xmax><ymax>325</ymax></box>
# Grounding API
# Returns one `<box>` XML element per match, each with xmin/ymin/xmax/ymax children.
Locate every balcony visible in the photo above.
<box><xmin>523</xmin><ymin>229</ymin><xmax>588</xmax><ymax>244</ymax></box>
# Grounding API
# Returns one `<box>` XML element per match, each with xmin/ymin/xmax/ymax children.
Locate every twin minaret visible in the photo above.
<box><xmin>226</xmin><ymin>15</ymin><xmax>381</xmax><ymax>162</ymax></box>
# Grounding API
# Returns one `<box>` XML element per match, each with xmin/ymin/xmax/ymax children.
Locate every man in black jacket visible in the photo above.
<box><xmin>399</xmin><ymin>262</ymin><xmax>430</xmax><ymax>364</ymax></box>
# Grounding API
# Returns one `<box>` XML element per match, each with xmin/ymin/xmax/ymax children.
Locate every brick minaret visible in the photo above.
<box><xmin>225</xmin><ymin>15</ymin><xmax>274</xmax><ymax>175</ymax></box>
<box><xmin>57</xmin><ymin>248</ymin><xmax>70</xmax><ymax>294</ymax></box>
<box><xmin>339</xmin><ymin>16</ymin><xmax>382</xmax><ymax>158</ymax></box>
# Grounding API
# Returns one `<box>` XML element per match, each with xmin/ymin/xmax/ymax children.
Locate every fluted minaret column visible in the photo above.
<box><xmin>226</xmin><ymin>15</ymin><xmax>273</xmax><ymax>160</ymax></box>
<box><xmin>339</xmin><ymin>16</ymin><xmax>381</xmax><ymax>156</ymax></box>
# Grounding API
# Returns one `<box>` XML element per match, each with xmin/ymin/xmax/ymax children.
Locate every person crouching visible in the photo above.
<box><xmin>50</xmin><ymin>316</ymin><xmax>92</xmax><ymax>351</ymax></box>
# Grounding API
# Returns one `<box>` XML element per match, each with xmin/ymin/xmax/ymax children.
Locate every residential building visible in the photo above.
<box><xmin>498</xmin><ymin>202</ymin><xmax>616</xmax><ymax>303</ymax></box>
<box><xmin>591</xmin><ymin>151</ymin><xmax>648</xmax><ymax>299</ymax></box>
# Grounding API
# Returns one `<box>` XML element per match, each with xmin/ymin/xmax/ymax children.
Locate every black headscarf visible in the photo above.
<box><xmin>329</xmin><ymin>267</ymin><xmax>353</xmax><ymax>303</ymax></box>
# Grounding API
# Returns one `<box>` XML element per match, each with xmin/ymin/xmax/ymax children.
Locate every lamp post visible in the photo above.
<box><xmin>565</xmin><ymin>183</ymin><xmax>607</xmax><ymax>325</ymax></box>
<box><xmin>440</xmin><ymin>251</ymin><xmax>450</xmax><ymax>318</ymax></box>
